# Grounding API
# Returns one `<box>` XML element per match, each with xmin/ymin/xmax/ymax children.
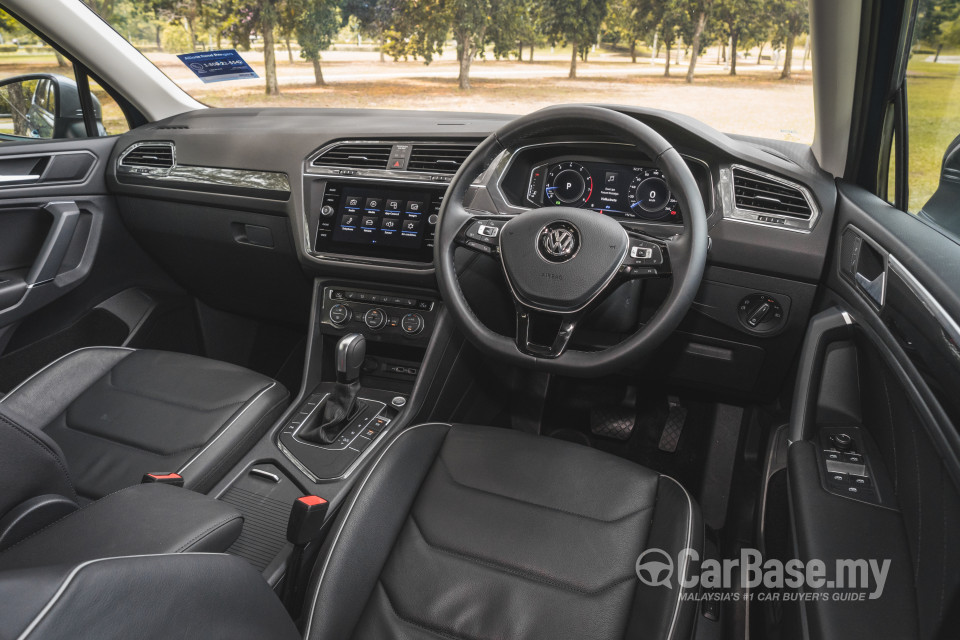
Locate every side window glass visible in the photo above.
<box><xmin>905</xmin><ymin>5</ymin><xmax>960</xmax><ymax>234</ymax></box>
<box><xmin>0</xmin><ymin>9</ymin><xmax>128</xmax><ymax>142</ymax></box>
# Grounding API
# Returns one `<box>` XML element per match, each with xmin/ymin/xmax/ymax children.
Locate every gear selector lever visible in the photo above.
<box><xmin>299</xmin><ymin>333</ymin><xmax>366</xmax><ymax>445</ymax></box>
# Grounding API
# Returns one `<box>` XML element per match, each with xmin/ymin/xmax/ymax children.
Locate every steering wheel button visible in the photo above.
<box><xmin>478</xmin><ymin>225</ymin><xmax>499</xmax><ymax>238</ymax></box>
<box><xmin>630</xmin><ymin>246</ymin><xmax>653</xmax><ymax>259</ymax></box>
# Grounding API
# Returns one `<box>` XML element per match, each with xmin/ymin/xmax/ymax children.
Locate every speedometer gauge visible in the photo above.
<box><xmin>544</xmin><ymin>162</ymin><xmax>593</xmax><ymax>207</ymax></box>
<box><xmin>627</xmin><ymin>169</ymin><xmax>678</xmax><ymax>220</ymax></box>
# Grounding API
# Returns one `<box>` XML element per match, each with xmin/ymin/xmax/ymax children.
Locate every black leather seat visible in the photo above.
<box><xmin>0</xmin><ymin>423</ymin><xmax>702</xmax><ymax>639</ymax></box>
<box><xmin>303</xmin><ymin>423</ymin><xmax>703</xmax><ymax>640</ymax></box>
<box><xmin>0</xmin><ymin>346</ymin><xmax>288</xmax><ymax>502</ymax></box>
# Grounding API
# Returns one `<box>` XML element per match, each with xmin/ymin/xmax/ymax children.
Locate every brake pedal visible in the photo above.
<box><xmin>590</xmin><ymin>388</ymin><xmax>637</xmax><ymax>441</ymax></box>
<box><xmin>658</xmin><ymin>396</ymin><xmax>687</xmax><ymax>452</ymax></box>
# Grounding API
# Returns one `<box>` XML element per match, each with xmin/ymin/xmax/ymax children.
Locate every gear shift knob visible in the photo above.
<box><xmin>336</xmin><ymin>333</ymin><xmax>366</xmax><ymax>383</ymax></box>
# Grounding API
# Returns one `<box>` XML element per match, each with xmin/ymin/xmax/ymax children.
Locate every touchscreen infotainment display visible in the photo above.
<box><xmin>332</xmin><ymin>187</ymin><xmax>431</xmax><ymax>250</ymax></box>
<box><xmin>313</xmin><ymin>182</ymin><xmax>441</xmax><ymax>263</ymax></box>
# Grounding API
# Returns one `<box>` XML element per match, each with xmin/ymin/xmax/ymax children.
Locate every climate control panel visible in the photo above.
<box><xmin>320</xmin><ymin>286</ymin><xmax>437</xmax><ymax>345</ymax></box>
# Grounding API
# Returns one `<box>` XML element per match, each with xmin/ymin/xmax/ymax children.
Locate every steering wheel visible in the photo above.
<box><xmin>435</xmin><ymin>105</ymin><xmax>708</xmax><ymax>377</ymax></box>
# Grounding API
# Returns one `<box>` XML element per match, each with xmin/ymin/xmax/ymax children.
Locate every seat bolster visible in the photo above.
<box><xmin>626</xmin><ymin>475</ymin><xmax>705</xmax><ymax>640</ymax></box>
<box><xmin>0</xmin><ymin>483</ymin><xmax>244</xmax><ymax>571</ymax></box>
<box><xmin>0</xmin><ymin>553</ymin><xmax>300</xmax><ymax>640</ymax></box>
<box><xmin>0</xmin><ymin>414</ymin><xmax>76</xmax><ymax>522</ymax></box>
<box><xmin>0</xmin><ymin>347</ymin><xmax>133</xmax><ymax>431</ymax></box>
<box><xmin>303</xmin><ymin>423</ymin><xmax>453</xmax><ymax>640</ymax></box>
<box><xmin>176</xmin><ymin>379</ymin><xmax>290</xmax><ymax>493</ymax></box>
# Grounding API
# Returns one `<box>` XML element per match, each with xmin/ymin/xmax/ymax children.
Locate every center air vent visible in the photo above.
<box><xmin>407</xmin><ymin>143</ymin><xmax>477</xmax><ymax>174</ymax></box>
<box><xmin>732</xmin><ymin>168</ymin><xmax>813</xmax><ymax>220</ymax></box>
<box><xmin>120</xmin><ymin>142</ymin><xmax>175</xmax><ymax>170</ymax></box>
<box><xmin>312</xmin><ymin>144</ymin><xmax>392</xmax><ymax>170</ymax></box>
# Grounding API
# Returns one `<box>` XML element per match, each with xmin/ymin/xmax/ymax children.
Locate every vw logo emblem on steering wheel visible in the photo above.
<box><xmin>538</xmin><ymin>221</ymin><xmax>580</xmax><ymax>263</ymax></box>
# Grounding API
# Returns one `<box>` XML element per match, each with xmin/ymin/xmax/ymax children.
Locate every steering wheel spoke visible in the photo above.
<box><xmin>514</xmin><ymin>305</ymin><xmax>583</xmax><ymax>358</ymax></box>
<box><xmin>618</xmin><ymin>230</ymin><xmax>672</xmax><ymax>279</ymax></box>
<box><xmin>452</xmin><ymin>206</ymin><xmax>507</xmax><ymax>257</ymax></box>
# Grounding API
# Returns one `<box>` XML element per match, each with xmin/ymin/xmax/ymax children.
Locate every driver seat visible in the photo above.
<box><xmin>303</xmin><ymin>423</ymin><xmax>702</xmax><ymax>640</ymax></box>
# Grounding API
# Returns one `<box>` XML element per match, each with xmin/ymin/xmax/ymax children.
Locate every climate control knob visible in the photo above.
<box><xmin>364</xmin><ymin>308</ymin><xmax>387</xmax><ymax>330</ymax></box>
<box><xmin>329</xmin><ymin>303</ymin><xmax>352</xmax><ymax>326</ymax></box>
<box><xmin>401</xmin><ymin>313</ymin><xmax>425</xmax><ymax>335</ymax></box>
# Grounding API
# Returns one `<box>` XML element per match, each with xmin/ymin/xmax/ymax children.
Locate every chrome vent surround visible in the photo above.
<box><xmin>311</xmin><ymin>143</ymin><xmax>393</xmax><ymax>170</ymax></box>
<box><xmin>721</xmin><ymin>165</ymin><xmax>819</xmax><ymax>232</ymax></box>
<box><xmin>407</xmin><ymin>143</ymin><xmax>476</xmax><ymax>175</ymax></box>
<box><xmin>305</xmin><ymin>140</ymin><xmax>483</xmax><ymax>184</ymax></box>
<box><xmin>120</xmin><ymin>142</ymin><xmax>175</xmax><ymax>169</ymax></box>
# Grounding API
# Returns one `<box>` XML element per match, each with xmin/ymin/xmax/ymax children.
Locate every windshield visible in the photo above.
<box><xmin>82</xmin><ymin>0</ymin><xmax>814</xmax><ymax>143</ymax></box>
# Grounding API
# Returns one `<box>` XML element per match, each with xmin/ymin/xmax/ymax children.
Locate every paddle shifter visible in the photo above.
<box><xmin>299</xmin><ymin>333</ymin><xmax>366</xmax><ymax>445</ymax></box>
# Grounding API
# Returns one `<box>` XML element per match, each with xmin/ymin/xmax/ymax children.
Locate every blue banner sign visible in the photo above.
<box><xmin>177</xmin><ymin>50</ymin><xmax>258</xmax><ymax>83</ymax></box>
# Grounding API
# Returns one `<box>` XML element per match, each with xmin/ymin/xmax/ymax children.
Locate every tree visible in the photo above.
<box><xmin>770</xmin><ymin>0</ymin><xmax>808</xmax><ymax>79</ymax></box>
<box><xmin>343</xmin><ymin>0</ymin><xmax>405</xmax><ymax>62</ymax></box>
<box><xmin>486</xmin><ymin>0</ymin><xmax>527</xmax><ymax>60</ymax></box>
<box><xmin>380</xmin><ymin>0</ymin><xmax>486</xmax><ymax>90</ymax></box>
<box><xmin>293</xmin><ymin>0</ymin><xmax>340</xmax><ymax>85</ymax></box>
<box><xmin>916</xmin><ymin>0</ymin><xmax>960</xmax><ymax>60</ymax></box>
<box><xmin>607</xmin><ymin>0</ymin><xmax>648</xmax><ymax>63</ymax></box>
<box><xmin>259</xmin><ymin>0</ymin><xmax>280</xmax><ymax>94</ymax></box>
<box><xmin>538</xmin><ymin>0</ymin><xmax>608</xmax><ymax>78</ymax></box>
<box><xmin>716</xmin><ymin>0</ymin><xmax>766</xmax><ymax>75</ymax></box>
<box><xmin>680</xmin><ymin>0</ymin><xmax>715</xmax><ymax>83</ymax></box>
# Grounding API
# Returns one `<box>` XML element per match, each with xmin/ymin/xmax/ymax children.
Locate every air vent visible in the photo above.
<box><xmin>407</xmin><ymin>143</ymin><xmax>477</xmax><ymax>174</ymax></box>
<box><xmin>312</xmin><ymin>144</ymin><xmax>392</xmax><ymax>170</ymax></box>
<box><xmin>732</xmin><ymin>168</ymin><xmax>812</xmax><ymax>220</ymax></box>
<box><xmin>120</xmin><ymin>143</ymin><xmax>175</xmax><ymax>169</ymax></box>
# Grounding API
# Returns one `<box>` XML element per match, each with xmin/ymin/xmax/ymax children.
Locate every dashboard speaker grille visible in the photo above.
<box><xmin>120</xmin><ymin>143</ymin><xmax>174</xmax><ymax>169</ymax></box>
<box><xmin>408</xmin><ymin>143</ymin><xmax>477</xmax><ymax>174</ymax></box>
<box><xmin>313</xmin><ymin>143</ymin><xmax>392</xmax><ymax>169</ymax></box>
<box><xmin>732</xmin><ymin>168</ymin><xmax>812</xmax><ymax>220</ymax></box>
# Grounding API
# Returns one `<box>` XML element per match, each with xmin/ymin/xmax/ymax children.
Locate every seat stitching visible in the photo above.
<box><xmin>436</xmin><ymin>455</ymin><xmax>655</xmax><ymax>523</ymax></box>
<box><xmin>175</xmin><ymin>515</ymin><xmax>243</xmax><ymax>552</ymax></box>
<box><xmin>0</xmin><ymin>415</ymin><xmax>76</xmax><ymax>497</ymax></box>
<box><xmin>302</xmin><ymin>423</ymin><xmax>453</xmax><ymax>640</ymax></box>
<box><xmin>377</xmin><ymin>579</ymin><xmax>488</xmax><ymax>640</ymax></box>
<box><xmin>105</xmin><ymin>368</ymin><xmax>249</xmax><ymax>412</ymax></box>
<box><xmin>408</xmin><ymin>513</ymin><xmax>638</xmax><ymax>595</ymax></box>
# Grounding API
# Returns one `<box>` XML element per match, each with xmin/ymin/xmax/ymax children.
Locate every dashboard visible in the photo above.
<box><xmin>104</xmin><ymin>106</ymin><xmax>840</xmax><ymax>397</ymax></box>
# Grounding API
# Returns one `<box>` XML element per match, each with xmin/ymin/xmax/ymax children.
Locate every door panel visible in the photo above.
<box><xmin>0</xmin><ymin>139</ymin><xmax>115</xmax><ymax>329</ymax></box>
<box><xmin>783</xmin><ymin>182</ymin><xmax>960</xmax><ymax>640</ymax></box>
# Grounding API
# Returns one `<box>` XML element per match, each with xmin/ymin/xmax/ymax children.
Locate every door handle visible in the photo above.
<box><xmin>0</xmin><ymin>174</ymin><xmax>40</xmax><ymax>185</ymax></box>
<box><xmin>26</xmin><ymin>201</ymin><xmax>82</xmax><ymax>287</ymax></box>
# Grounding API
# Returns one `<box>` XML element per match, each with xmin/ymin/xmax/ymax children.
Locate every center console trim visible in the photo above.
<box><xmin>277</xmin><ymin>395</ymin><xmax>393</xmax><ymax>482</ymax></box>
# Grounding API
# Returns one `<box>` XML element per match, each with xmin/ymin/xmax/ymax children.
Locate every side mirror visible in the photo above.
<box><xmin>0</xmin><ymin>73</ymin><xmax>103</xmax><ymax>141</ymax></box>
<box><xmin>919</xmin><ymin>134</ymin><xmax>960</xmax><ymax>235</ymax></box>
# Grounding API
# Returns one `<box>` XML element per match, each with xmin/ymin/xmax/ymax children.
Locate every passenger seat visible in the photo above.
<box><xmin>0</xmin><ymin>347</ymin><xmax>288</xmax><ymax>503</ymax></box>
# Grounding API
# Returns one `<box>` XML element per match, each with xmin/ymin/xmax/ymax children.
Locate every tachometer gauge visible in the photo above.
<box><xmin>628</xmin><ymin>168</ymin><xmax>678</xmax><ymax>220</ymax></box>
<box><xmin>544</xmin><ymin>162</ymin><xmax>593</xmax><ymax>207</ymax></box>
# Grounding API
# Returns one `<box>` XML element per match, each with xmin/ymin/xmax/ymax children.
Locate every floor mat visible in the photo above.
<box><xmin>0</xmin><ymin>309</ymin><xmax>129</xmax><ymax>394</ymax></box>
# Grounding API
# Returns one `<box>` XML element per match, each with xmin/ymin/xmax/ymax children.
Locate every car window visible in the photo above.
<box><xmin>903</xmin><ymin>2</ymin><xmax>960</xmax><ymax>231</ymax></box>
<box><xmin>0</xmin><ymin>8</ymin><xmax>128</xmax><ymax>141</ymax></box>
<box><xmin>82</xmin><ymin>0</ymin><xmax>816</xmax><ymax>144</ymax></box>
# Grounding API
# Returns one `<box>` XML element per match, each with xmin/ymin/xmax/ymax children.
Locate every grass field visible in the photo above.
<box><xmin>905</xmin><ymin>58</ymin><xmax>960</xmax><ymax>212</ymax></box>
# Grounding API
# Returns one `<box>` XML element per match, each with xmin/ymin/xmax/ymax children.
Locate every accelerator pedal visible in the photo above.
<box><xmin>657</xmin><ymin>396</ymin><xmax>687</xmax><ymax>453</ymax></box>
<box><xmin>590</xmin><ymin>387</ymin><xmax>637</xmax><ymax>441</ymax></box>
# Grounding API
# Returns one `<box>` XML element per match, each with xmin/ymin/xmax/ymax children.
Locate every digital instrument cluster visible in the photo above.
<box><xmin>526</xmin><ymin>160</ymin><xmax>683</xmax><ymax>223</ymax></box>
